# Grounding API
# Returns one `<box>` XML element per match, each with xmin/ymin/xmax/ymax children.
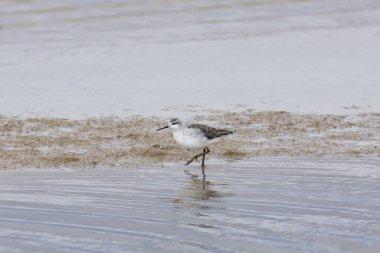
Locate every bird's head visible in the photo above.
<box><xmin>156</xmin><ymin>118</ymin><xmax>182</xmax><ymax>131</ymax></box>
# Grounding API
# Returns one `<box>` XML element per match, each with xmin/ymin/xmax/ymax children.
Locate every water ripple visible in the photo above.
<box><xmin>1</xmin><ymin>158</ymin><xmax>380</xmax><ymax>252</ymax></box>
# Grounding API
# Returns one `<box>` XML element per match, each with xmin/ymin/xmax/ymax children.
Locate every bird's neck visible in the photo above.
<box><xmin>172</xmin><ymin>127</ymin><xmax>183</xmax><ymax>132</ymax></box>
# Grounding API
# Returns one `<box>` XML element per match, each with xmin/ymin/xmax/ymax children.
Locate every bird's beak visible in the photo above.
<box><xmin>156</xmin><ymin>125</ymin><xmax>169</xmax><ymax>131</ymax></box>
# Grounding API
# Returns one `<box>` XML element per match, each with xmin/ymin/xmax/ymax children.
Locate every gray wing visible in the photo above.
<box><xmin>187</xmin><ymin>124</ymin><xmax>233</xmax><ymax>140</ymax></box>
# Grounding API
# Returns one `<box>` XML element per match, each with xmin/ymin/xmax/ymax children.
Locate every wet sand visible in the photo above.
<box><xmin>1</xmin><ymin>110</ymin><xmax>379</xmax><ymax>169</ymax></box>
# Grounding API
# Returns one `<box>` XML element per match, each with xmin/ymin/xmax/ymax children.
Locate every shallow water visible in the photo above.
<box><xmin>0</xmin><ymin>158</ymin><xmax>379</xmax><ymax>253</ymax></box>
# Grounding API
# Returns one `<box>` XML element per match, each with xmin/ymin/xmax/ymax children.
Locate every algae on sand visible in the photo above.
<box><xmin>0</xmin><ymin>110</ymin><xmax>379</xmax><ymax>169</ymax></box>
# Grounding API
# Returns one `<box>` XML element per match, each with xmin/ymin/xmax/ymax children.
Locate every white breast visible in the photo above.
<box><xmin>172</xmin><ymin>128</ymin><xmax>209</xmax><ymax>149</ymax></box>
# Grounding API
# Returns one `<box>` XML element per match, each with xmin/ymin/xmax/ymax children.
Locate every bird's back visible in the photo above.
<box><xmin>187</xmin><ymin>124</ymin><xmax>234</xmax><ymax>140</ymax></box>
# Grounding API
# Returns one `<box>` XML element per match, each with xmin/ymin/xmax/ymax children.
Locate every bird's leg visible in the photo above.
<box><xmin>185</xmin><ymin>152</ymin><xmax>204</xmax><ymax>165</ymax></box>
<box><xmin>188</xmin><ymin>149</ymin><xmax>198</xmax><ymax>162</ymax></box>
<box><xmin>201</xmin><ymin>147</ymin><xmax>210</xmax><ymax>167</ymax></box>
<box><xmin>201</xmin><ymin>148</ymin><xmax>206</xmax><ymax>167</ymax></box>
<box><xmin>185</xmin><ymin>147</ymin><xmax>210</xmax><ymax>166</ymax></box>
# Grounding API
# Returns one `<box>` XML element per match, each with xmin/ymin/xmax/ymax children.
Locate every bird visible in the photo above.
<box><xmin>156</xmin><ymin>118</ymin><xmax>234</xmax><ymax>167</ymax></box>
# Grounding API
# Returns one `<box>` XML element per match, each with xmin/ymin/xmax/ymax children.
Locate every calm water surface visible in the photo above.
<box><xmin>0</xmin><ymin>158</ymin><xmax>379</xmax><ymax>253</ymax></box>
<box><xmin>2</xmin><ymin>0</ymin><xmax>380</xmax><ymax>45</ymax></box>
<box><xmin>1</xmin><ymin>0</ymin><xmax>380</xmax><ymax>117</ymax></box>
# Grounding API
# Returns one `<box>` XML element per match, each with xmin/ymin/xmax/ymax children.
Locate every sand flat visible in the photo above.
<box><xmin>1</xmin><ymin>110</ymin><xmax>379</xmax><ymax>169</ymax></box>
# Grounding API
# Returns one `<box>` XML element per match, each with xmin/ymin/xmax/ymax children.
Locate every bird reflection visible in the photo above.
<box><xmin>184</xmin><ymin>167</ymin><xmax>206</xmax><ymax>182</ymax></box>
<box><xmin>180</xmin><ymin>166</ymin><xmax>226</xmax><ymax>201</ymax></box>
<box><xmin>168</xmin><ymin>166</ymin><xmax>233</xmax><ymax>231</ymax></box>
<box><xmin>168</xmin><ymin>165</ymin><xmax>233</xmax><ymax>233</ymax></box>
